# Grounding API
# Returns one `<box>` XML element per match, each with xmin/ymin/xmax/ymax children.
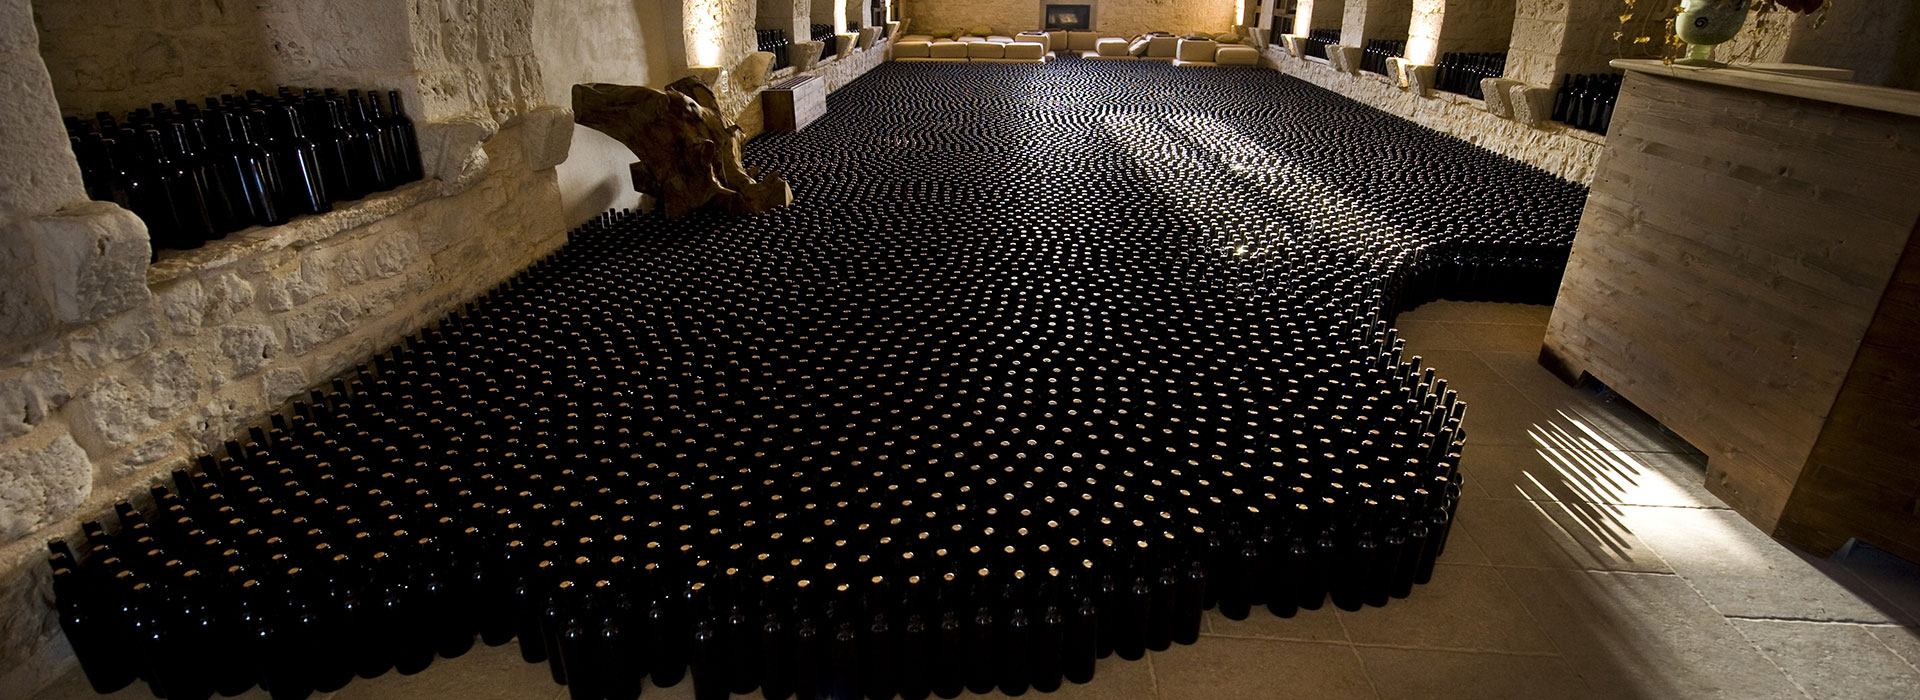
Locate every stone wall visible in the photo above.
<box><xmin>1264</xmin><ymin>45</ymin><xmax>1604</xmax><ymax>183</ymax></box>
<box><xmin>0</xmin><ymin>121</ymin><xmax>569</xmax><ymax>698</ymax></box>
<box><xmin>1344</xmin><ymin>0</ymin><xmax>1413</xmax><ymax>46</ymax></box>
<box><xmin>813</xmin><ymin>0</ymin><xmax>842</xmax><ymax>30</ymax></box>
<box><xmin>31</xmin><ymin>0</ymin><xmax>279</xmax><ymax>116</ymax></box>
<box><xmin>0</xmin><ymin>0</ymin><xmax>579</xmax><ymax>694</ymax></box>
<box><xmin>29</xmin><ymin>0</ymin><xmax>530</xmax><ymax>125</ymax></box>
<box><xmin>1780</xmin><ymin>0</ymin><xmax>1920</xmax><ymax>90</ymax></box>
<box><xmin>535</xmin><ymin>0</ymin><xmax>684</xmax><ymax>225</ymax></box>
<box><xmin>904</xmin><ymin>0</ymin><xmax>1241</xmax><ymax>37</ymax></box>
<box><xmin>1432</xmin><ymin>0</ymin><xmax>1515</xmax><ymax>54</ymax></box>
<box><xmin>1297</xmin><ymin>0</ymin><xmax>1345</xmax><ymax>33</ymax></box>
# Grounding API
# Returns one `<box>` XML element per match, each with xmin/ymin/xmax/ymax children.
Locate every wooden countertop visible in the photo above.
<box><xmin>1612</xmin><ymin>58</ymin><xmax>1920</xmax><ymax>118</ymax></box>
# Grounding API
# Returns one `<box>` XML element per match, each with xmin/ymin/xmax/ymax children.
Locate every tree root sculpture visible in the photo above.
<box><xmin>571</xmin><ymin>78</ymin><xmax>794</xmax><ymax>218</ymax></box>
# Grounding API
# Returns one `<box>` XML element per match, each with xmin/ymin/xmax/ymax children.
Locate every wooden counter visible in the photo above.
<box><xmin>1543</xmin><ymin>59</ymin><xmax>1920</xmax><ymax>561</ymax></box>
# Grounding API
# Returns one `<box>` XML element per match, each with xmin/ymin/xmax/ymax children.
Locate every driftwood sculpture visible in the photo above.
<box><xmin>572</xmin><ymin>78</ymin><xmax>793</xmax><ymax>218</ymax></box>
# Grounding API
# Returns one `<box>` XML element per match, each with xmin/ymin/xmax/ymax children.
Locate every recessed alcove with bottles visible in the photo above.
<box><xmin>30</xmin><ymin>0</ymin><xmax>447</xmax><ymax>285</ymax></box>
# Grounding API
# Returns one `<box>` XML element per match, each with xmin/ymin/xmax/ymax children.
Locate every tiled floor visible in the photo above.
<box><xmin>36</xmin><ymin>301</ymin><xmax>1920</xmax><ymax>699</ymax></box>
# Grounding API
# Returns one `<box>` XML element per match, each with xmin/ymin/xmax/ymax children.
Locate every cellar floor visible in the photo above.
<box><xmin>35</xmin><ymin>300</ymin><xmax>1920</xmax><ymax>700</ymax></box>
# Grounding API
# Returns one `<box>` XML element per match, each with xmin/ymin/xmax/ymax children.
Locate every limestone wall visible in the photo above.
<box><xmin>1433</xmin><ymin>0</ymin><xmax>1515</xmax><ymax>54</ymax></box>
<box><xmin>904</xmin><ymin>0</ymin><xmax>1241</xmax><ymax>37</ymax></box>
<box><xmin>0</xmin><ymin>0</ymin><xmax>580</xmax><ymax>694</ymax></box>
<box><xmin>29</xmin><ymin>0</ymin><xmax>528</xmax><ymax>125</ymax></box>
<box><xmin>535</xmin><ymin>0</ymin><xmax>684</xmax><ymax>225</ymax></box>
<box><xmin>1344</xmin><ymin>0</ymin><xmax>1413</xmax><ymax>46</ymax></box>
<box><xmin>1780</xmin><ymin>0</ymin><xmax>1920</xmax><ymax>90</ymax></box>
<box><xmin>1263</xmin><ymin>45</ymin><xmax>1604</xmax><ymax>183</ymax></box>
<box><xmin>1297</xmin><ymin>0</ymin><xmax>1345</xmax><ymax>33</ymax></box>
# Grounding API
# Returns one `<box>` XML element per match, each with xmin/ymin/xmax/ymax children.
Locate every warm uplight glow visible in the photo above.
<box><xmin>1406</xmin><ymin>0</ymin><xmax>1443</xmax><ymax>65</ymax></box>
<box><xmin>688</xmin><ymin>1</ymin><xmax>724</xmax><ymax>67</ymax></box>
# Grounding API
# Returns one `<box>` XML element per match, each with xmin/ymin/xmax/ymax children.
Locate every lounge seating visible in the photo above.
<box><xmin>968</xmin><ymin>41</ymin><xmax>1005</xmax><ymax>59</ymax></box>
<box><xmin>898</xmin><ymin>26</ymin><xmax>1273</xmax><ymax>65</ymax></box>
<box><xmin>1176</xmin><ymin>39</ymin><xmax>1218</xmax><ymax>64</ymax></box>
<box><xmin>1215</xmin><ymin>45</ymin><xmax>1260</xmax><ymax>66</ymax></box>
<box><xmin>929</xmin><ymin>41</ymin><xmax>971</xmax><ymax>59</ymax></box>
<box><xmin>1094</xmin><ymin>38</ymin><xmax>1132</xmax><ymax>59</ymax></box>
<box><xmin>1146</xmin><ymin>36</ymin><xmax>1180</xmax><ymax>59</ymax></box>
<box><xmin>894</xmin><ymin>41</ymin><xmax>931</xmax><ymax>59</ymax></box>
<box><xmin>1003</xmin><ymin>42</ymin><xmax>1046</xmax><ymax>61</ymax></box>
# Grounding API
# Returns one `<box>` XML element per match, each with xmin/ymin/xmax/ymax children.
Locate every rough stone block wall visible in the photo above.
<box><xmin>905</xmin><ymin>0</ymin><xmax>1240</xmax><ymax>38</ymax></box>
<box><xmin>0</xmin><ymin>0</ymin><xmax>586</xmax><ymax>694</ymax></box>
<box><xmin>31</xmin><ymin>0</ymin><xmax>467</xmax><ymax>122</ymax></box>
<box><xmin>1264</xmin><ymin>45</ymin><xmax>1603</xmax><ymax>182</ymax></box>
<box><xmin>1780</xmin><ymin>0</ymin><xmax>1919</xmax><ymax>89</ymax></box>
<box><xmin>407</xmin><ymin>0</ymin><xmax>545</xmax><ymax>123</ymax></box>
<box><xmin>1434</xmin><ymin>0</ymin><xmax>1516</xmax><ymax>54</ymax></box>
<box><xmin>1297</xmin><ymin>0</ymin><xmax>1346</xmax><ymax>33</ymax></box>
<box><xmin>30</xmin><ymin>0</ymin><xmax>279</xmax><ymax>116</ymax></box>
<box><xmin>1407</xmin><ymin>0</ymin><xmax>1443</xmax><ymax>62</ymax></box>
<box><xmin>1344</xmin><ymin>0</ymin><xmax>1414</xmax><ymax>46</ymax></box>
<box><xmin>812</xmin><ymin>0</ymin><xmax>840</xmax><ymax>30</ymax></box>
<box><xmin>536</xmin><ymin>0</ymin><xmax>683</xmax><ymax>225</ymax></box>
<box><xmin>0</xmin><ymin>119</ymin><xmax>568</xmax><ymax>697</ymax></box>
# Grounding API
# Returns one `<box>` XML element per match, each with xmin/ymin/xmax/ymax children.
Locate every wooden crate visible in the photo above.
<box><xmin>764</xmin><ymin>75</ymin><xmax>827</xmax><ymax>133</ymax></box>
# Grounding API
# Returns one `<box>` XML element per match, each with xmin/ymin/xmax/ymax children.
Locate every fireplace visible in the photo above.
<box><xmin>1044</xmin><ymin>4</ymin><xmax>1093</xmax><ymax>31</ymax></box>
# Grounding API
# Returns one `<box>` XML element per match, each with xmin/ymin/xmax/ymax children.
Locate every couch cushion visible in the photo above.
<box><xmin>900</xmin><ymin>34</ymin><xmax>934</xmax><ymax>43</ymax></box>
<box><xmin>971</xmin><ymin>25</ymin><xmax>993</xmax><ymax>37</ymax></box>
<box><xmin>1213</xmin><ymin>32</ymin><xmax>1242</xmax><ymax>44</ymax></box>
<box><xmin>958</xmin><ymin>35</ymin><xmax>987</xmax><ymax>43</ymax></box>
<box><xmin>968</xmin><ymin>41</ymin><xmax>1006</xmax><ymax>58</ymax></box>
<box><xmin>1096</xmin><ymin>38</ymin><xmax>1131</xmax><ymax>57</ymax></box>
<box><xmin>1129</xmin><ymin>37</ymin><xmax>1150</xmax><ymax>56</ymax></box>
<box><xmin>1213</xmin><ymin>45</ymin><xmax>1259</xmax><ymax>65</ymax></box>
<box><xmin>1215</xmin><ymin>45</ymin><xmax>1260</xmax><ymax>66</ymax></box>
<box><xmin>1068</xmin><ymin>31</ymin><xmax>1101</xmax><ymax>52</ymax></box>
<box><xmin>929</xmin><ymin>41</ymin><xmax>971</xmax><ymax>58</ymax></box>
<box><xmin>1176</xmin><ymin>39</ymin><xmax>1218</xmax><ymax>62</ymax></box>
<box><xmin>987</xmin><ymin>35</ymin><xmax>1015</xmax><ymax>44</ymax></box>
<box><xmin>893</xmin><ymin>41</ymin><xmax>931</xmax><ymax>58</ymax></box>
<box><xmin>1147</xmin><ymin>36</ymin><xmax>1180</xmax><ymax>58</ymax></box>
<box><xmin>1003</xmin><ymin>41</ymin><xmax>1046</xmax><ymax>60</ymax></box>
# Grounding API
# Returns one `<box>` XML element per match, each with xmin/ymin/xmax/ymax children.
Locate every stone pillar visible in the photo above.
<box><xmin>1405</xmin><ymin>0</ymin><xmax>1515</xmax><ymax>66</ymax></box>
<box><xmin>1506</xmin><ymin>0</ymin><xmax>1655</xmax><ymax>88</ymax></box>
<box><xmin>1341</xmin><ymin>0</ymin><xmax>1413</xmax><ymax>50</ymax></box>
<box><xmin>1294</xmin><ymin>0</ymin><xmax>1347</xmax><ymax>35</ymax></box>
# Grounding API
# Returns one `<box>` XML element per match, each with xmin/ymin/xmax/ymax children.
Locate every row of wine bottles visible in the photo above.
<box><xmin>48</xmin><ymin>200</ymin><xmax>1466</xmax><ymax>700</ymax></box>
<box><xmin>1433</xmin><ymin>52</ymin><xmax>1507</xmax><ymax>99</ymax></box>
<box><xmin>1552</xmin><ymin>73</ymin><xmax>1622</xmax><ymax>135</ymax></box>
<box><xmin>1302</xmin><ymin>28</ymin><xmax>1340</xmax><ymax>61</ymax></box>
<box><xmin>1360</xmin><ymin>39</ymin><xmax>1406</xmax><ymax>76</ymax></box>
<box><xmin>811</xmin><ymin>23</ymin><xmax>836</xmax><ymax>43</ymax></box>
<box><xmin>62</xmin><ymin>87</ymin><xmax>423</xmax><ymax>255</ymax></box>
<box><xmin>758</xmin><ymin>29</ymin><xmax>794</xmax><ymax>71</ymax></box>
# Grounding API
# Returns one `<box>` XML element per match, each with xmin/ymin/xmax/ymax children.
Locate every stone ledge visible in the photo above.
<box><xmin>146</xmin><ymin>179</ymin><xmax>442</xmax><ymax>287</ymax></box>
